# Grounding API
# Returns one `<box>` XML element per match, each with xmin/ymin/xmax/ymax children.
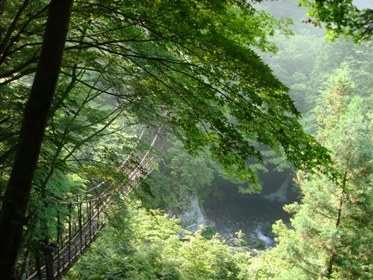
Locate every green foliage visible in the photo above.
<box><xmin>299</xmin><ymin>0</ymin><xmax>373</xmax><ymax>42</ymax></box>
<box><xmin>2</xmin><ymin>0</ymin><xmax>360</xmax><ymax>277</ymax></box>
<box><xmin>262</xmin><ymin>23</ymin><xmax>372</xmax><ymax>138</ymax></box>
<box><xmin>258</xmin><ymin>69</ymin><xmax>373</xmax><ymax>279</ymax></box>
<box><xmin>24</xmin><ymin>172</ymin><xmax>86</xmax><ymax>246</ymax></box>
<box><xmin>65</xmin><ymin>201</ymin><xmax>252</xmax><ymax>280</ymax></box>
<box><xmin>1</xmin><ymin>0</ymin><xmax>334</xmax><ymax>195</ymax></box>
<box><xmin>137</xmin><ymin>139</ymin><xmax>214</xmax><ymax>209</ymax></box>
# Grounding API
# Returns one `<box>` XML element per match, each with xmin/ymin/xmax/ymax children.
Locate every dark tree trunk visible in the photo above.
<box><xmin>0</xmin><ymin>0</ymin><xmax>73</xmax><ymax>278</ymax></box>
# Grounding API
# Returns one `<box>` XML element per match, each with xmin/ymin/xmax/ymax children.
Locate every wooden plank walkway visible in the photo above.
<box><xmin>26</xmin><ymin>195</ymin><xmax>108</xmax><ymax>280</ymax></box>
<box><xmin>23</xmin><ymin>129</ymin><xmax>165</xmax><ymax>279</ymax></box>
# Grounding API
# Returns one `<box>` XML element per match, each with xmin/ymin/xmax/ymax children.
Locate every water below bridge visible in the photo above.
<box><xmin>203</xmin><ymin>171</ymin><xmax>299</xmax><ymax>249</ymax></box>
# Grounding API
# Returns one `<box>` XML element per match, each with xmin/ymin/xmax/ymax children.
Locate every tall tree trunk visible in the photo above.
<box><xmin>0</xmin><ymin>0</ymin><xmax>73</xmax><ymax>278</ymax></box>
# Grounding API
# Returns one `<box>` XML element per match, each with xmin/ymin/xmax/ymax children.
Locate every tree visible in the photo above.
<box><xmin>66</xmin><ymin>201</ymin><xmax>251</xmax><ymax>280</ymax></box>
<box><xmin>140</xmin><ymin>138</ymin><xmax>215</xmax><ymax>210</ymax></box>
<box><xmin>267</xmin><ymin>69</ymin><xmax>372</xmax><ymax>279</ymax></box>
<box><xmin>299</xmin><ymin>0</ymin><xmax>373</xmax><ymax>42</ymax></box>
<box><xmin>0</xmin><ymin>0</ymin><xmax>333</xmax><ymax>277</ymax></box>
<box><xmin>0</xmin><ymin>0</ymin><xmax>73</xmax><ymax>278</ymax></box>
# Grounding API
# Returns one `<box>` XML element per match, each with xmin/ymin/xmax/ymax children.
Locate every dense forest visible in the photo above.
<box><xmin>0</xmin><ymin>0</ymin><xmax>372</xmax><ymax>279</ymax></box>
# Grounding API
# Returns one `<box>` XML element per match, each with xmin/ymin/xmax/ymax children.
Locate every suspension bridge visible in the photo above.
<box><xmin>22</xmin><ymin>128</ymin><xmax>166</xmax><ymax>280</ymax></box>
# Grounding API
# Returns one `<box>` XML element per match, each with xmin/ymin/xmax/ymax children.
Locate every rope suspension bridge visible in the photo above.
<box><xmin>22</xmin><ymin>128</ymin><xmax>166</xmax><ymax>280</ymax></box>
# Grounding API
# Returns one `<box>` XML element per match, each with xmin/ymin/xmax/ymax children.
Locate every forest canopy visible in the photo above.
<box><xmin>0</xmin><ymin>0</ymin><xmax>371</xmax><ymax>279</ymax></box>
<box><xmin>300</xmin><ymin>0</ymin><xmax>373</xmax><ymax>42</ymax></box>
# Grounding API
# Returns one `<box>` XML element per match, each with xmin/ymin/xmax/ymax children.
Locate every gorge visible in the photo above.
<box><xmin>173</xmin><ymin>170</ymin><xmax>298</xmax><ymax>249</ymax></box>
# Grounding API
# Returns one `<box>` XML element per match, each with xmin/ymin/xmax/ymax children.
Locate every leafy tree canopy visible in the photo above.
<box><xmin>66</xmin><ymin>201</ymin><xmax>252</xmax><ymax>280</ymax></box>
<box><xmin>0</xmin><ymin>0</ymin><xmax>341</xmax><ymax>276</ymax></box>
<box><xmin>254</xmin><ymin>68</ymin><xmax>373</xmax><ymax>280</ymax></box>
<box><xmin>300</xmin><ymin>0</ymin><xmax>373</xmax><ymax>42</ymax></box>
<box><xmin>0</xmin><ymin>0</ymin><xmax>333</xmax><ymax>189</ymax></box>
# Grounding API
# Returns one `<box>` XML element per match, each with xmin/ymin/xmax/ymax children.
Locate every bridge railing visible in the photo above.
<box><xmin>24</xmin><ymin>128</ymin><xmax>166</xmax><ymax>280</ymax></box>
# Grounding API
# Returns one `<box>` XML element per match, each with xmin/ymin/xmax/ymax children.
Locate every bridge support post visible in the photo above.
<box><xmin>35</xmin><ymin>251</ymin><xmax>43</xmax><ymax>280</ymax></box>
<box><xmin>56</xmin><ymin>211</ymin><xmax>61</xmax><ymax>275</ymax></box>
<box><xmin>78</xmin><ymin>203</ymin><xmax>83</xmax><ymax>250</ymax></box>
<box><xmin>68</xmin><ymin>203</ymin><xmax>72</xmax><ymax>265</ymax></box>
<box><xmin>89</xmin><ymin>201</ymin><xmax>92</xmax><ymax>240</ymax></box>
<box><xmin>43</xmin><ymin>243</ymin><xmax>55</xmax><ymax>280</ymax></box>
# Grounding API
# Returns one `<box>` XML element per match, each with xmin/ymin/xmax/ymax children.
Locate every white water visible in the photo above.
<box><xmin>263</xmin><ymin>177</ymin><xmax>290</xmax><ymax>202</ymax></box>
<box><xmin>255</xmin><ymin>227</ymin><xmax>273</xmax><ymax>249</ymax></box>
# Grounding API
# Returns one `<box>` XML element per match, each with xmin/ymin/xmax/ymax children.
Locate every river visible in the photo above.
<box><xmin>203</xmin><ymin>171</ymin><xmax>298</xmax><ymax>249</ymax></box>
